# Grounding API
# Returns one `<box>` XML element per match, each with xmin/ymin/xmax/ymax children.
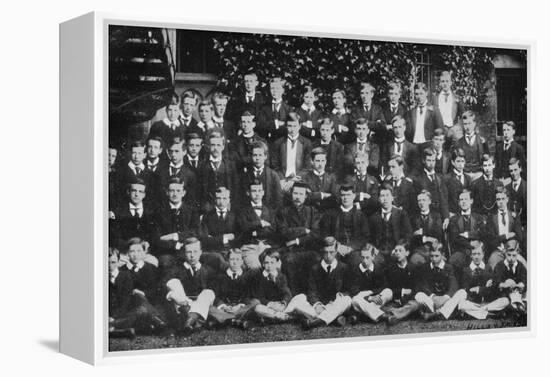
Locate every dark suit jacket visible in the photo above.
<box><xmin>296</xmin><ymin>107</ymin><xmax>323</xmax><ymax>140</ymax></box>
<box><xmin>430</xmin><ymin>92</ymin><xmax>464</xmax><ymax>127</ymax></box>
<box><xmin>382</xmin><ymin>102</ymin><xmax>408</xmax><ymax>128</ymax></box>
<box><xmin>199</xmin><ymin>209</ymin><xmax>239</xmax><ymax>251</ymax></box>
<box><xmin>183</xmin><ymin>154</ymin><xmax>206</xmax><ymax>176</ymax></box>
<box><xmin>242</xmin><ymin>165</ymin><xmax>283</xmax><ymax>210</ymax></box>
<box><xmin>342</xmin><ymin>173</ymin><xmax>380</xmax><ymax>216</ymax></box>
<box><xmin>471</xmin><ymin>176</ymin><xmax>502</xmax><ymax>216</ymax></box>
<box><xmin>148</xmin><ymin>119</ymin><xmax>187</xmax><ymax>147</ymax></box>
<box><xmin>109</xmin><ymin>268</ymin><xmax>134</xmax><ymax>318</ymax></box>
<box><xmin>157</xmin><ymin>163</ymin><xmax>198</xmax><ymax>205</ymax></box>
<box><xmin>270</xmin><ymin>135</ymin><xmax>312</xmax><ymax>178</ymax></box>
<box><xmin>434</xmin><ymin>150</ymin><xmax>451</xmax><ymax>175</ymax></box>
<box><xmin>257</xmin><ymin>101</ymin><xmax>293</xmax><ymax>142</ymax></box>
<box><xmin>320</xmin><ymin>207</ymin><xmax>370</xmax><ymax>250</ymax></box>
<box><xmin>229</xmin><ymin>133</ymin><xmax>267</xmax><ymax>170</ymax></box>
<box><xmin>485</xmin><ymin>210</ymin><xmax>524</xmax><ymax>251</ymax></box>
<box><xmin>110</xmin><ymin>203</ymin><xmax>157</xmax><ymax>249</ymax></box>
<box><xmin>444</xmin><ymin>171</ymin><xmax>472</xmax><ymax>216</ymax></box>
<box><xmin>236</xmin><ymin>203</ymin><xmax>278</xmax><ymax>245</ymax></box>
<box><xmin>493</xmin><ymin>261</ymin><xmax>527</xmax><ymax>297</ymax></box>
<box><xmin>461</xmin><ymin>263</ymin><xmax>495</xmax><ymax>302</ymax></box>
<box><xmin>162</xmin><ymin>262</ymin><xmax>216</xmax><ymax>297</ymax></box>
<box><xmin>301</xmin><ymin>170</ymin><xmax>339</xmax><ymax>210</ymax></box>
<box><xmin>448</xmin><ymin>212</ymin><xmax>486</xmax><ymax>252</ymax></box>
<box><xmin>249</xmin><ymin>270</ymin><xmax>293</xmax><ymax>305</ymax></box>
<box><xmin>276</xmin><ymin>204</ymin><xmax>321</xmax><ymax>249</ymax></box>
<box><xmin>123</xmin><ymin>262</ymin><xmax>160</xmax><ymax>302</ymax></box>
<box><xmin>329</xmin><ymin>111</ymin><xmax>354</xmax><ymax>144</ymax></box>
<box><xmin>348</xmin><ymin>264</ymin><xmax>388</xmax><ymax>297</ymax></box>
<box><xmin>455</xmin><ymin>135</ymin><xmax>489</xmax><ymax>173</ymax></box>
<box><xmin>368</xmin><ymin>207</ymin><xmax>413</xmax><ymax>251</ymax></box>
<box><xmin>350</xmin><ymin>103</ymin><xmax>387</xmax><ymax>144</ymax></box>
<box><xmin>414</xmin><ymin>170</ymin><xmax>450</xmax><ymax>219</ymax></box>
<box><xmin>382</xmin><ymin>139</ymin><xmax>420</xmax><ymax>176</ymax></box>
<box><xmin>344</xmin><ymin>140</ymin><xmax>380</xmax><ymax>176</ymax></box>
<box><xmin>383</xmin><ymin>175</ymin><xmax>417</xmax><ymax>217</ymax></box>
<box><xmin>197</xmin><ymin>158</ymin><xmax>239</xmax><ymax>208</ymax></box>
<box><xmin>405</xmin><ymin>106</ymin><xmax>444</xmax><ymax>143</ymax></box>
<box><xmin>410</xmin><ymin>211</ymin><xmax>444</xmax><ymax>247</ymax></box>
<box><xmin>153</xmin><ymin>203</ymin><xmax>200</xmax><ymax>254</ymax></box>
<box><xmin>228</xmin><ymin>91</ymin><xmax>266</xmax><ymax>123</ymax></box>
<box><xmin>312</xmin><ymin>140</ymin><xmax>345</xmax><ymax>179</ymax></box>
<box><xmin>213</xmin><ymin>270</ymin><xmax>254</xmax><ymax>306</ymax></box>
<box><xmin>117</xmin><ymin>164</ymin><xmax>158</xmax><ymax>205</ymax></box>
<box><xmin>415</xmin><ymin>262</ymin><xmax>458</xmax><ymax>297</ymax></box>
<box><xmin>307</xmin><ymin>261</ymin><xmax>349</xmax><ymax>304</ymax></box>
<box><xmin>385</xmin><ymin>263</ymin><xmax>417</xmax><ymax>302</ymax></box>
<box><xmin>495</xmin><ymin>140</ymin><xmax>526</xmax><ymax>179</ymax></box>
<box><xmin>506</xmin><ymin>178</ymin><xmax>527</xmax><ymax>225</ymax></box>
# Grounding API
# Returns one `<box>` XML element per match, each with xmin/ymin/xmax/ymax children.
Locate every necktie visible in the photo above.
<box><xmin>326</xmin><ymin>265</ymin><xmax>332</xmax><ymax>274</ymax></box>
<box><xmin>170</xmin><ymin>167</ymin><xmax>178</xmax><ymax>176</ymax></box>
<box><xmin>513</xmin><ymin>181</ymin><xmax>519</xmax><ymax>191</ymax></box>
<box><xmin>191</xmin><ymin>159</ymin><xmax>197</xmax><ymax>169</ymax></box>
<box><xmin>135</xmin><ymin>167</ymin><xmax>142</xmax><ymax>175</ymax></box>
<box><xmin>247</xmin><ymin>96</ymin><xmax>252</xmax><ymax>104</ymax></box>
<box><xmin>396</xmin><ymin>141</ymin><xmax>403</xmax><ymax>154</ymax></box>
<box><xmin>365</xmin><ymin>105</ymin><xmax>370</xmax><ymax>113</ymax></box>
<box><xmin>358</xmin><ymin>142</ymin><xmax>365</xmax><ymax>153</ymax></box>
<box><xmin>133</xmin><ymin>265</ymin><xmax>139</xmax><ymax>273</ymax></box>
<box><xmin>474</xmin><ymin>267</ymin><xmax>482</xmax><ymax>276</ymax></box>
<box><xmin>421</xmin><ymin>214</ymin><xmax>428</xmax><ymax>224</ymax></box>
<box><xmin>444</xmin><ymin>92</ymin><xmax>450</xmax><ymax>103</ymax></box>
<box><xmin>428</xmin><ymin>173</ymin><xmax>434</xmax><ymax>182</ymax></box>
<box><xmin>500</xmin><ymin>211</ymin><xmax>507</xmax><ymax>227</ymax></box>
<box><xmin>171</xmin><ymin>123</ymin><xmax>178</xmax><ymax>130</ymax></box>
<box><xmin>132</xmin><ymin>208</ymin><xmax>140</xmax><ymax>218</ymax></box>
<box><xmin>212</xmin><ymin>160</ymin><xmax>221</xmax><ymax>171</ymax></box>
<box><xmin>391</xmin><ymin>106</ymin><xmax>397</xmax><ymax>115</ymax></box>
<box><xmin>218</xmin><ymin>211</ymin><xmax>225</xmax><ymax>220</ymax></box>
<box><xmin>273</xmin><ymin>103</ymin><xmax>278</xmax><ymax>113</ymax></box>
<box><xmin>289</xmin><ymin>138</ymin><xmax>297</xmax><ymax>148</ymax></box>
<box><xmin>419</xmin><ymin>105</ymin><xmax>424</xmax><ymax>116</ymax></box>
<box><xmin>232</xmin><ymin>272</ymin><xmax>237</xmax><ymax>280</ymax></box>
<box><xmin>457</xmin><ymin>174</ymin><xmax>463</xmax><ymax>185</ymax></box>
<box><xmin>383</xmin><ymin>212</ymin><xmax>390</xmax><ymax>222</ymax></box>
<box><xmin>192</xmin><ymin>265</ymin><xmax>198</xmax><ymax>276</ymax></box>
<box><xmin>464</xmin><ymin>215</ymin><xmax>471</xmax><ymax>229</ymax></box>
<box><xmin>504</xmin><ymin>143</ymin><xmax>510</xmax><ymax>151</ymax></box>
<box><xmin>148</xmin><ymin>163</ymin><xmax>157</xmax><ymax>172</ymax></box>
<box><xmin>110</xmin><ymin>274</ymin><xmax>115</xmax><ymax>284</ymax></box>
<box><xmin>467</xmin><ymin>135</ymin><xmax>474</xmax><ymax>146</ymax></box>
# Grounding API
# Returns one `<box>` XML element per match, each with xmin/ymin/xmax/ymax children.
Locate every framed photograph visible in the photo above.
<box><xmin>60</xmin><ymin>12</ymin><xmax>531</xmax><ymax>364</ymax></box>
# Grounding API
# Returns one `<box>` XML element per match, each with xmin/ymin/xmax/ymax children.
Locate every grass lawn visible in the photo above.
<box><xmin>109</xmin><ymin>316</ymin><xmax>527</xmax><ymax>352</ymax></box>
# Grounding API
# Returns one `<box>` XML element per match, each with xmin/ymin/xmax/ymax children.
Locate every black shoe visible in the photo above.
<box><xmin>240</xmin><ymin>320</ymin><xmax>252</xmax><ymax>330</ymax></box>
<box><xmin>347</xmin><ymin>315</ymin><xmax>359</xmax><ymax>325</ymax></box>
<box><xmin>335</xmin><ymin>315</ymin><xmax>347</xmax><ymax>327</ymax></box>
<box><xmin>422</xmin><ymin>311</ymin><xmax>441</xmax><ymax>321</ymax></box>
<box><xmin>377</xmin><ymin>312</ymin><xmax>391</xmax><ymax>323</ymax></box>
<box><xmin>302</xmin><ymin>317</ymin><xmax>324</xmax><ymax>330</ymax></box>
<box><xmin>386</xmin><ymin>315</ymin><xmax>400</xmax><ymax>326</ymax></box>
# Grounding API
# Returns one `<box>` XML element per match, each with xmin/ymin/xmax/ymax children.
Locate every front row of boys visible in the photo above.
<box><xmin>110</xmin><ymin>226</ymin><xmax>526</xmax><ymax>336</ymax></box>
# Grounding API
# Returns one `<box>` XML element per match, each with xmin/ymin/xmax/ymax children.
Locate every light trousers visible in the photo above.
<box><xmin>415</xmin><ymin>289</ymin><xmax>467</xmax><ymax>319</ymax></box>
<box><xmin>286</xmin><ymin>293</ymin><xmax>352</xmax><ymax>324</ymax></box>
<box><xmin>351</xmin><ymin>288</ymin><xmax>393</xmax><ymax>321</ymax></box>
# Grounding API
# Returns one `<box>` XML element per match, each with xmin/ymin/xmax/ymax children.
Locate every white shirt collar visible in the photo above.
<box><xmin>163</xmin><ymin>118</ymin><xmax>180</xmax><ymax>127</ymax></box>
<box><xmin>313</xmin><ymin>169</ymin><xmax>325</xmax><ymax>177</ymax></box>
<box><xmin>184</xmin><ymin>261</ymin><xmax>201</xmax><ymax>272</ymax></box>
<box><xmin>128</xmin><ymin>260</ymin><xmax>145</xmax><ymax>271</ymax></box>
<box><xmin>287</xmin><ymin>135</ymin><xmax>300</xmax><ymax>143</ymax></box>
<box><xmin>356</xmin><ymin>138</ymin><xmax>368</xmax><ymax>144</ymax></box>
<box><xmin>262</xmin><ymin>269</ymin><xmax>278</xmax><ymax>279</ymax></box>
<box><xmin>340</xmin><ymin>205</ymin><xmax>354</xmax><ymax>213</ymax></box>
<box><xmin>210</xmin><ymin>155</ymin><xmax>222</xmax><ymax>163</ymax></box>
<box><xmin>169</xmin><ymin>202</ymin><xmax>182</xmax><ymax>210</ymax></box>
<box><xmin>332</xmin><ymin>108</ymin><xmax>347</xmax><ymax>115</ymax></box>
<box><xmin>170</xmin><ymin>161</ymin><xmax>183</xmax><ymax>169</ymax></box>
<box><xmin>129</xmin><ymin>202</ymin><xmax>143</xmax><ymax>211</ymax></box>
<box><xmin>430</xmin><ymin>260</ymin><xmax>445</xmax><ymax>270</ymax></box>
<box><xmin>301</xmin><ymin>103</ymin><xmax>316</xmax><ymax>112</ymax></box>
<box><xmin>253</xmin><ymin>166</ymin><xmax>264</xmax><ymax>173</ymax></box>
<box><xmin>321</xmin><ymin>259</ymin><xmax>338</xmax><ymax>272</ymax></box>
<box><xmin>110</xmin><ymin>268</ymin><xmax>119</xmax><ymax>280</ymax></box>
<box><xmin>394</xmin><ymin>137</ymin><xmax>406</xmax><ymax>143</ymax></box>
<box><xmin>359</xmin><ymin>263</ymin><xmax>375</xmax><ymax>273</ymax></box>
<box><xmin>215</xmin><ymin>206</ymin><xmax>228</xmax><ymax>213</ymax></box>
<box><xmin>424</xmin><ymin>168</ymin><xmax>435</xmax><ymax>176</ymax></box>
<box><xmin>242</xmin><ymin>131</ymin><xmax>255</xmax><ymax>138</ymax></box>
<box><xmin>226</xmin><ymin>268</ymin><xmax>243</xmax><ymax>278</ymax></box>
<box><xmin>506</xmin><ymin>260</ymin><xmax>518</xmax><ymax>270</ymax></box>
<box><xmin>128</xmin><ymin>161</ymin><xmax>145</xmax><ymax>171</ymax></box>
<box><xmin>147</xmin><ymin>157</ymin><xmax>160</xmax><ymax>166</ymax></box>
<box><xmin>454</xmin><ymin>169</ymin><xmax>463</xmax><ymax>176</ymax></box>
<box><xmin>461</xmin><ymin>210</ymin><xmax>472</xmax><ymax>216</ymax></box>
<box><xmin>469</xmin><ymin>261</ymin><xmax>486</xmax><ymax>271</ymax></box>
<box><xmin>213</xmin><ymin>115</ymin><xmax>224</xmax><ymax>123</ymax></box>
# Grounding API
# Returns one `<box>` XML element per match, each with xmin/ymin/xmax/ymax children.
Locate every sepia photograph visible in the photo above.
<box><xmin>107</xmin><ymin>23</ymin><xmax>528</xmax><ymax>352</ymax></box>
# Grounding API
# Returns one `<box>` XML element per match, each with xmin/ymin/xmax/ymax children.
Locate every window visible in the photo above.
<box><xmin>415</xmin><ymin>50</ymin><xmax>433</xmax><ymax>90</ymax></box>
<box><xmin>176</xmin><ymin>30</ymin><xmax>221</xmax><ymax>74</ymax></box>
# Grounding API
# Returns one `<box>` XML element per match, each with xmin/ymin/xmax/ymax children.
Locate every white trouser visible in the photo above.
<box><xmin>187</xmin><ymin>289</ymin><xmax>215</xmax><ymax>319</ymax></box>
<box><xmin>351</xmin><ymin>288</ymin><xmax>393</xmax><ymax>321</ymax></box>
<box><xmin>286</xmin><ymin>293</ymin><xmax>352</xmax><ymax>324</ymax></box>
<box><xmin>458</xmin><ymin>297</ymin><xmax>510</xmax><ymax>319</ymax></box>
<box><xmin>415</xmin><ymin>289</ymin><xmax>467</xmax><ymax>319</ymax></box>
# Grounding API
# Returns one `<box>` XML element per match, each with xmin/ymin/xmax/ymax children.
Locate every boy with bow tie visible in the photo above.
<box><xmin>228</xmin><ymin>111</ymin><xmax>266</xmax><ymax>170</ymax></box>
<box><xmin>405</xmin><ymin>83</ymin><xmax>443</xmax><ymax>147</ymax></box>
<box><xmin>148</xmin><ymin>92</ymin><xmax>187</xmax><ymax>147</ymax></box>
<box><xmin>301</xmin><ymin>147</ymin><xmax>339</xmax><ymax>211</ymax></box>
<box><xmin>178</xmin><ymin>90</ymin><xmax>199</xmax><ymax>131</ymax></box>
<box><xmin>187</xmin><ymin>101</ymin><xmax>217</xmax><ymax>139</ymax></box>
<box><xmin>382</xmin><ymin>82</ymin><xmax>407</xmax><ymax>135</ymax></box>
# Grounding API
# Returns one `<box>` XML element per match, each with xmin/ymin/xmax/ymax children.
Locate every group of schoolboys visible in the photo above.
<box><xmin>108</xmin><ymin>70</ymin><xmax>527</xmax><ymax>338</ymax></box>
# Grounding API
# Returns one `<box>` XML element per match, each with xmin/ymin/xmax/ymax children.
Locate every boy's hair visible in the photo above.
<box><xmin>168</xmin><ymin>137</ymin><xmax>186</xmax><ymax>149</ymax></box>
<box><xmin>181</xmin><ymin>90</ymin><xmax>199</xmax><ymax>104</ymax></box>
<box><xmin>269</xmin><ymin>77</ymin><xmax>286</xmax><ymax>86</ymax></box>
<box><xmin>292</xmin><ymin>181</ymin><xmax>310</xmax><ymax>192</ymax></box>
<box><xmin>215</xmin><ymin>186</ymin><xmax>231</xmax><ymax>197</ymax></box>
<box><xmin>319</xmin><ymin>117</ymin><xmax>334</xmax><ymax>129</ymax></box>
<box><xmin>459</xmin><ymin>188</ymin><xmax>472</xmax><ymax>199</ymax></box>
<box><xmin>354</xmin><ymin>151</ymin><xmax>369</xmax><ymax>163</ymax></box>
<box><xmin>227</xmin><ymin>248</ymin><xmax>243</xmax><ymax>259</ymax></box>
<box><xmin>247</xmin><ymin>179</ymin><xmax>264</xmax><ymax>190</ymax></box>
<box><xmin>354</xmin><ymin>117</ymin><xmax>368</xmax><ymax>126</ymax></box>
<box><xmin>322</xmin><ymin>236</ymin><xmax>337</xmax><ymax>248</ymax></box>
<box><xmin>286</xmin><ymin>111</ymin><xmax>301</xmax><ymax>123</ymax></box>
<box><xmin>451</xmin><ymin>147</ymin><xmax>466</xmax><ymax>161</ymax></box>
<box><xmin>241</xmin><ymin>110</ymin><xmax>255</xmax><ymax>120</ymax></box>
<box><xmin>302</xmin><ymin>85</ymin><xmax>316</xmax><ymax>96</ymax></box>
<box><xmin>503</xmin><ymin>120</ymin><xmax>516</xmax><ymax>130</ymax></box>
<box><xmin>333</xmin><ymin>88</ymin><xmax>346</xmax><ymax>99</ymax></box>
<box><xmin>414</xmin><ymin>82</ymin><xmax>428</xmax><ymax>92</ymax></box>
<box><xmin>251</xmin><ymin>140</ymin><xmax>268</xmax><ymax>155</ymax></box>
<box><xmin>125</xmin><ymin>237</ymin><xmax>149</xmax><ymax>252</ymax></box>
<box><xmin>262</xmin><ymin>248</ymin><xmax>281</xmax><ymax>262</ymax></box>
<box><xmin>418</xmin><ymin>189</ymin><xmax>432</xmax><ymax>200</ymax></box>
<box><xmin>146</xmin><ymin>136</ymin><xmax>164</xmax><ymax>149</ymax></box>
<box><xmin>391</xmin><ymin>115</ymin><xmax>405</xmax><ymax>125</ymax></box>
<box><xmin>310</xmin><ymin>147</ymin><xmax>327</xmax><ymax>160</ymax></box>
<box><xmin>462</xmin><ymin>110</ymin><xmax>476</xmax><ymax>122</ymax></box>
<box><xmin>388</xmin><ymin>81</ymin><xmax>402</xmax><ymax>93</ymax></box>
<box><xmin>339</xmin><ymin>184</ymin><xmax>355</xmax><ymax>194</ymax></box>
<box><xmin>186</xmin><ymin>132</ymin><xmax>203</xmax><ymax>143</ymax></box>
<box><xmin>129</xmin><ymin>141</ymin><xmax>146</xmax><ymax>150</ymax></box>
<box><xmin>389</xmin><ymin>154</ymin><xmax>404</xmax><ymax>166</ymax></box>
<box><xmin>166</xmin><ymin>91</ymin><xmax>181</xmax><ymax>107</ymax></box>
<box><xmin>432</xmin><ymin>128</ymin><xmax>445</xmax><ymax>138</ymax></box>
<box><xmin>379</xmin><ymin>182</ymin><xmax>394</xmax><ymax>195</ymax></box>
<box><xmin>422</xmin><ymin>148</ymin><xmax>436</xmax><ymax>161</ymax></box>
<box><xmin>440</xmin><ymin>70</ymin><xmax>452</xmax><ymax>80</ymax></box>
<box><xmin>360</xmin><ymin>243</ymin><xmax>376</xmax><ymax>256</ymax></box>
<box><xmin>244</xmin><ymin>71</ymin><xmax>258</xmax><ymax>80</ymax></box>
<box><xmin>395</xmin><ymin>238</ymin><xmax>409</xmax><ymax>250</ymax></box>
<box><xmin>208</xmin><ymin>129</ymin><xmax>225</xmax><ymax>143</ymax></box>
<box><xmin>482</xmin><ymin>153</ymin><xmax>494</xmax><ymax>164</ymax></box>
<box><xmin>198</xmin><ymin>101</ymin><xmax>213</xmax><ymax>111</ymax></box>
<box><xmin>109</xmin><ymin>247</ymin><xmax>120</xmax><ymax>259</ymax></box>
<box><xmin>183</xmin><ymin>236</ymin><xmax>201</xmax><ymax>249</ymax></box>
<box><xmin>359</xmin><ymin>82</ymin><xmax>375</xmax><ymax>92</ymax></box>
<box><xmin>127</xmin><ymin>177</ymin><xmax>147</xmax><ymax>189</ymax></box>
<box><xmin>495</xmin><ymin>185</ymin><xmax>509</xmax><ymax>198</ymax></box>
<box><xmin>211</xmin><ymin>91</ymin><xmax>229</xmax><ymax>104</ymax></box>
<box><xmin>509</xmin><ymin>157</ymin><xmax>522</xmax><ymax>169</ymax></box>
<box><xmin>167</xmin><ymin>176</ymin><xmax>185</xmax><ymax>188</ymax></box>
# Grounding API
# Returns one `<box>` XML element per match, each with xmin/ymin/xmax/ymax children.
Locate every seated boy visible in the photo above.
<box><xmin>296</xmin><ymin>85</ymin><xmax>323</xmax><ymax>140</ymax></box>
<box><xmin>414</xmin><ymin>244</ymin><xmax>467</xmax><ymax>321</ymax></box>
<box><xmin>163</xmin><ymin>237</ymin><xmax>216</xmax><ymax>335</ymax></box>
<box><xmin>409</xmin><ymin>190</ymin><xmax>443</xmax><ymax>266</ymax></box>
<box><xmin>250</xmin><ymin>249</ymin><xmax>294</xmax><ymax>323</ymax></box>
<box><xmin>343</xmin><ymin>118</ymin><xmax>380</xmax><ymax>177</ymax></box>
<box><xmin>208</xmin><ymin>249</ymin><xmax>260</xmax><ymax>329</ymax></box>
<box><xmin>458</xmin><ymin>240</ymin><xmax>509</xmax><ymax>319</ymax></box>
<box><xmin>343</xmin><ymin>152</ymin><xmax>380</xmax><ymax>216</ymax></box>
<box><xmin>149</xmin><ymin>92</ymin><xmax>186</xmax><ymax>147</ymax></box>
<box><xmin>178</xmin><ymin>90</ymin><xmax>199</xmax><ymax>130</ymax></box>
<box><xmin>108</xmin><ymin>247</ymin><xmax>136</xmax><ymax>338</ymax></box>
<box><xmin>212</xmin><ymin>92</ymin><xmax>237</xmax><ymax>140</ymax></box>
<box><xmin>492</xmin><ymin>239</ymin><xmax>527</xmax><ymax>314</ymax></box>
<box><xmin>312</xmin><ymin>117</ymin><xmax>345</xmax><ymax>179</ymax></box>
<box><xmin>300</xmin><ymin>147</ymin><xmax>339</xmax><ymax>211</ymax></box>
<box><xmin>229</xmin><ymin>111</ymin><xmax>267</xmax><ymax>170</ymax></box>
<box><xmin>349</xmin><ymin>244</ymin><xmax>393</xmax><ymax>323</ymax></box>
<box><xmin>285</xmin><ymin>236</ymin><xmax>351</xmax><ymax>329</ymax></box>
<box><xmin>187</xmin><ymin>101</ymin><xmax>216</xmax><ymax>139</ymax></box>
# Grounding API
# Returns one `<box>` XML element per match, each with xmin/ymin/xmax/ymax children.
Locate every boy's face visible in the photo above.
<box><xmin>424</xmin><ymin>155</ymin><xmax>436</xmax><ymax>171</ymax></box>
<box><xmin>432</xmin><ymin>135</ymin><xmax>445</xmax><ymax>151</ymax></box>
<box><xmin>505</xmin><ymin>247</ymin><xmax>518</xmax><ymax>265</ymax></box>
<box><xmin>502</xmin><ymin>124</ymin><xmax>515</xmax><ymax>142</ymax></box>
<box><xmin>355</xmin><ymin>123</ymin><xmax>369</xmax><ymax>140</ymax></box>
<box><xmin>332</xmin><ymin>92</ymin><xmax>345</xmax><ymax>108</ymax></box>
<box><xmin>323</xmin><ymin>245</ymin><xmax>338</xmax><ymax>265</ymax></box>
<box><xmin>509</xmin><ymin>162</ymin><xmax>521</xmax><ymax>181</ymax></box>
<box><xmin>128</xmin><ymin>243</ymin><xmax>146</xmax><ymax>264</ymax></box>
<box><xmin>458</xmin><ymin>192</ymin><xmax>473</xmax><ymax>211</ymax></box>
<box><xmin>287</xmin><ymin>120</ymin><xmax>301</xmax><ymax>138</ymax></box>
<box><xmin>167</xmin><ymin>183</ymin><xmax>185</xmax><ymax>204</ymax></box>
<box><xmin>209</xmin><ymin>137</ymin><xmax>225</xmax><ymax>158</ymax></box>
<box><xmin>251</xmin><ymin>148</ymin><xmax>267</xmax><ymax>167</ymax></box>
<box><xmin>463</xmin><ymin>117</ymin><xmax>476</xmax><ymax>134</ymax></box>
<box><xmin>213</xmin><ymin>98</ymin><xmax>227</xmax><ymax>117</ymax></box>
<box><xmin>392</xmin><ymin>121</ymin><xmax>406</xmax><ymax>138</ymax></box>
<box><xmin>440</xmin><ymin>75</ymin><xmax>452</xmax><ymax>92</ymax></box>
<box><xmin>391</xmin><ymin>245</ymin><xmax>409</xmax><ymax>263</ymax></box>
<box><xmin>147</xmin><ymin>140</ymin><xmax>162</xmax><ymax>160</ymax></box>
<box><xmin>360</xmin><ymin>249</ymin><xmax>374</xmax><ymax>269</ymax></box>
<box><xmin>388</xmin><ymin>88</ymin><xmax>401</xmax><ymax>104</ymax></box>
<box><xmin>270</xmin><ymin>82</ymin><xmax>284</xmax><ymax>100</ymax></box>
<box><xmin>181</xmin><ymin>97</ymin><xmax>196</xmax><ymax>117</ymax></box>
<box><xmin>109</xmin><ymin>254</ymin><xmax>119</xmax><ymax>273</ymax></box>
<box><xmin>166</xmin><ymin>104</ymin><xmax>180</xmax><ymax>122</ymax></box>
<box><xmin>291</xmin><ymin>186</ymin><xmax>307</xmax><ymax>207</ymax></box>
<box><xmin>131</xmin><ymin>146</ymin><xmax>146</xmax><ymax>166</ymax></box>
<box><xmin>379</xmin><ymin>189</ymin><xmax>393</xmax><ymax>209</ymax></box>
<box><xmin>430</xmin><ymin>249</ymin><xmax>443</xmax><ymax>265</ymax></box>
<box><xmin>184</xmin><ymin>242</ymin><xmax>202</xmax><ymax>266</ymax></box>
<box><xmin>452</xmin><ymin>156</ymin><xmax>466</xmax><ymax>172</ymax></box>
<box><xmin>312</xmin><ymin>154</ymin><xmax>327</xmax><ymax>172</ymax></box>
<box><xmin>303</xmin><ymin>91</ymin><xmax>315</xmax><ymax>106</ymax></box>
<box><xmin>249</xmin><ymin>184</ymin><xmax>264</xmax><ymax>204</ymax></box>
<box><xmin>414</xmin><ymin>88</ymin><xmax>427</xmax><ymax>105</ymax></box>
<box><xmin>496</xmin><ymin>192</ymin><xmax>509</xmax><ymax>211</ymax></box>
<box><xmin>199</xmin><ymin>106</ymin><xmax>213</xmax><ymax>122</ymax></box>
<box><xmin>108</xmin><ymin>148</ymin><xmax>117</xmax><ymax>167</ymax></box>
<box><xmin>228</xmin><ymin>252</ymin><xmax>244</xmax><ymax>271</ymax></box>
<box><xmin>470</xmin><ymin>247</ymin><xmax>484</xmax><ymax>264</ymax></box>
<box><xmin>215</xmin><ymin>190</ymin><xmax>230</xmax><ymax>210</ymax></box>
<box><xmin>482</xmin><ymin>159</ymin><xmax>495</xmax><ymax>177</ymax></box>
<box><xmin>355</xmin><ymin>157</ymin><xmax>368</xmax><ymax>174</ymax></box>
<box><xmin>319</xmin><ymin>123</ymin><xmax>334</xmax><ymax>141</ymax></box>
<box><xmin>187</xmin><ymin>138</ymin><xmax>202</xmax><ymax>158</ymax></box>
<box><xmin>417</xmin><ymin>193</ymin><xmax>431</xmax><ymax>212</ymax></box>
<box><xmin>388</xmin><ymin>159</ymin><xmax>403</xmax><ymax>178</ymax></box>
<box><xmin>240</xmin><ymin>116</ymin><xmax>256</xmax><ymax>134</ymax></box>
<box><xmin>129</xmin><ymin>183</ymin><xmax>146</xmax><ymax>205</ymax></box>
<box><xmin>168</xmin><ymin>143</ymin><xmax>185</xmax><ymax>164</ymax></box>
<box><xmin>244</xmin><ymin>75</ymin><xmax>258</xmax><ymax>93</ymax></box>
<box><xmin>360</xmin><ymin>87</ymin><xmax>374</xmax><ymax>104</ymax></box>
<box><xmin>263</xmin><ymin>255</ymin><xmax>280</xmax><ymax>274</ymax></box>
<box><xmin>340</xmin><ymin>189</ymin><xmax>355</xmax><ymax>208</ymax></box>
